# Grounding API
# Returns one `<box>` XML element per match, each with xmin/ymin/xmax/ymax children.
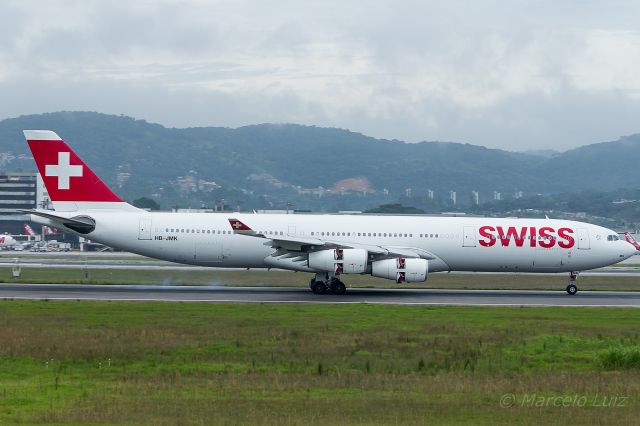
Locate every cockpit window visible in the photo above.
<box><xmin>607</xmin><ymin>235</ymin><xmax>620</xmax><ymax>241</ymax></box>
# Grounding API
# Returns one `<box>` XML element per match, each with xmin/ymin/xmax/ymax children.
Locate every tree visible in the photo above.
<box><xmin>364</xmin><ymin>203</ymin><xmax>425</xmax><ymax>214</ymax></box>
<box><xmin>133</xmin><ymin>197</ymin><xmax>160</xmax><ymax>210</ymax></box>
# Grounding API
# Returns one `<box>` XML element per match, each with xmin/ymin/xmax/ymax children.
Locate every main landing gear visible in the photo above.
<box><xmin>309</xmin><ymin>272</ymin><xmax>347</xmax><ymax>295</ymax></box>
<box><xmin>566</xmin><ymin>271</ymin><xmax>579</xmax><ymax>295</ymax></box>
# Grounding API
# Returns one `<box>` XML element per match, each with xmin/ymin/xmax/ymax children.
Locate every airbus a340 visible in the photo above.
<box><xmin>21</xmin><ymin>130</ymin><xmax>638</xmax><ymax>295</ymax></box>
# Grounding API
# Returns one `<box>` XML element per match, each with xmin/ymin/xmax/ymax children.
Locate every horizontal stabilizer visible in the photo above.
<box><xmin>20</xmin><ymin>210</ymin><xmax>96</xmax><ymax>234</ymax></box>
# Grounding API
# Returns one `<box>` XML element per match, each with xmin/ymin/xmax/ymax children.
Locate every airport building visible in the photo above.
<box><xmin>0</xmin><ymin>172</ymin><xmax>40</xmax><ymax>213</ymax></box>
<box><xmin>0</xmin><ymin>172</ymin><xmax>52</xmax><ymax>236</ymax></box>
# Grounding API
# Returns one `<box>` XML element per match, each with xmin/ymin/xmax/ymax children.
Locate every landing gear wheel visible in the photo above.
<box><xmin>309</xmin><ymin>279</ymin><xmax>316</xmax><ymax>290</ymax></box>
<box><xmin>331</xmin><ymin>279</ymin><xmax>346</xmax><ymax>295</ymax></box>
<box><xmin>566</xmin><ymin>271</ymin><xmax>579</xmax><ymax>295</ymax></box>
<box><xmin>312</xmin><ymin>281</ymin><xmax>327</xmax><ymax>294</ymax></box>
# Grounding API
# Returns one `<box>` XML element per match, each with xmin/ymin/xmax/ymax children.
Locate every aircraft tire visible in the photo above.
<box><xmin>566</xmin><ymin>283</ymin><xmax>577</xmax><ymax>295</ymax></box>
<box><xmin>331</xmin><ymin>280</ymin><xmax>346</xmax><ymax>295</ymax></box>
<box><xmin>312</xmin><ymin>281</ymin><xmax>327</xmax><ymax>294</ymax></box>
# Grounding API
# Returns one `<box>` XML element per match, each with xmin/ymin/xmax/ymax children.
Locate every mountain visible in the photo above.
<box><xmin>0</xmin><ymin>111</ymin><xmax>638</xmax><ymax>211</ymax></box>
<box><xmin>522</xmin><ymin>149</ymin><xmax>560</xmax><ymax>158</ymax></box>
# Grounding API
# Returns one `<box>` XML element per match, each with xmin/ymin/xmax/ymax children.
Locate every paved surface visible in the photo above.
<box><xmin>2</xmin><ymin>284</ymin><xmax>640</xmax><ymax>307</ymax></box>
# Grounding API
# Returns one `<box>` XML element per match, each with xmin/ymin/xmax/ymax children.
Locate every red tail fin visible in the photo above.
<box><xmin>24</xmin><ymin>130</ymin><xmax>137</xmax><ymax>211</ymax></box>
<box><xmin>624</xmin><ymin>232</ymin><xmax>640</xmax><ymax>252</ymax></box>
<box><xmin>23</xmin><ymin>223</ymin><xmax>36</xmax><ymax>236</ymax></box>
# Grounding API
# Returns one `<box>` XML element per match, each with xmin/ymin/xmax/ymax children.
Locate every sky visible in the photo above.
<box><xmin>2</xmin><ymin>0</ymin><xmax>640</xmax><ymax>151</ymax></box>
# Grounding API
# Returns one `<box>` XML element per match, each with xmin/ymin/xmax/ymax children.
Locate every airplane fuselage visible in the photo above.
<box><xmin>43</xmin><ymin>211</ymin><xmax>634</xmax><ymax>274</ymax></box>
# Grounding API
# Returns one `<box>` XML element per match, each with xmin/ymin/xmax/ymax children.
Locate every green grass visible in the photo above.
<box><xmin>2</xmin><ymin>266</ymin><xmax>640</xmax><ymax>292</ymax></box>
<box><xmin>598</xmin><ymin>346</ymin><xmax>640</xmax><ymax>370</ymax></box>
<box><xmin>1</xmin><ymin>301</ymin><xmax>640</xmax><ymax>424</ymax></box>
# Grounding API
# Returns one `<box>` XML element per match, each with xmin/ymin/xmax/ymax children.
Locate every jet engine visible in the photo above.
<box><xmin>308</xmin><ymin>248</ymin><xmax>367</xmax><ymax>274</ymax></box>
<box><xmin>371</xmin><ymin>257</ymin><xmax>428</xmax><ymax>283</ymax></box>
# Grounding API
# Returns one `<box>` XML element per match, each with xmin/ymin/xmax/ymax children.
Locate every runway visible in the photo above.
<box><xmin>2</xmin><ymin>283</ymin><xmax>640</xmax><ymax>307</ymax></box>
<box><xmin>1</xmin><ymin>252</ymin><xmax>639</xmax><ymax>276</ymax></box>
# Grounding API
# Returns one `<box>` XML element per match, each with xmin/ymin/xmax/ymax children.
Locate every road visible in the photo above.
<box><xmin>2</xmin><ymin>283</ymin><xmax>640</xmax><ymax>307</ymax></box>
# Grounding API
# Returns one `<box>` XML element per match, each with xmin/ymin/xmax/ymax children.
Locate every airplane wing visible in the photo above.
<box><xmin>228</xmin><ymin>218</ymin><xmax>437</xmax><ymax>260</ymax></box>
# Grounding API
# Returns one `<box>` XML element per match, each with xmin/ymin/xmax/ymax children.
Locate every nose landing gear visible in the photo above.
<box><xmin>566</xmin><ymin>271</ymin><xmax>579</xmax><ymax>295</ymax></box>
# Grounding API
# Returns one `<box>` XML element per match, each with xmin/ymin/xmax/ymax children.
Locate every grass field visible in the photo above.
<box><xmin>1</xmin><ymin>301</ymin><xmax>640</xmax><ymax>424</ymax></box>
<box><xmin>2</xmin><ymin>266</ymin><xmax>640</xmax><ymax>292</ymax></box>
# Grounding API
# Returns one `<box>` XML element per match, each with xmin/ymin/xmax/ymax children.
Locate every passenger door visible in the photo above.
<box><xmin>462</xmin><ymin>226</ymin><xmax>476</xmax><ymax>247</ymax></box>
<box><xmin>138</xmin><ymin>218</ymin><xmax>152</xmax><ymax>240</ymax></box>
<box><xmin>577</xmin><ymin>228</ymin><xmax>591</xmax><ymax>250</ymax></box>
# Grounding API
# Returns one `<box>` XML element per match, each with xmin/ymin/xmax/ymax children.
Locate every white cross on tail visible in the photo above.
<box><xmin>45</xmin><ymin>152</ymin><xmax>83</xmax><ymax>190</ymax></box>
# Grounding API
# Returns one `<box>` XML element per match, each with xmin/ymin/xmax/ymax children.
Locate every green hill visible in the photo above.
<box><xmin>0</xmin><ymin>111</ymin><xmax>638</xmax><ymax>211</ymax></box>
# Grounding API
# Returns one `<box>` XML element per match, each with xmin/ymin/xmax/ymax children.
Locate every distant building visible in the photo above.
<box><xmin>116</xmin><ymin>172</ymin><xmax>131</xmax><ymax>188</ymax></box>
<box><xmin>427</xmin><ymin>189</ymin><xmax>434</xmax><ymax>200</ymax></box>
<box><xmin>0</xmin><ymin>172</ymin><xmax>42</xmax><ymax>214</ymax></box>
<box><xmin>449</xmin><ymin>190</ymin><xmax>457</xmax><ymax>206</ymax></box>
<box><xmin>472</xmin><ymin>190</ymin><xmax>479</xmax><ymax>205</ymax></box>
<box><xmin>493</xmin><ymin>191</ymin><xmax>502</xmax><ymax>201</ymax></box>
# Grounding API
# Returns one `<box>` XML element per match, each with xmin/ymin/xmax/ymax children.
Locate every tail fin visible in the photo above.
<box><xmin>23</xmin><ymin>223</ymin><xmax>36</xmax><ymax>236</ymax></box>
<box><xmin>24</xmin><ymin>130</ymin><xmax>138</xmax><ymax>211</ymax></box>
<box><xmin>624</xmin><ymin>232</ymin><xmax>640</xmax><ymax>252</ymax></box>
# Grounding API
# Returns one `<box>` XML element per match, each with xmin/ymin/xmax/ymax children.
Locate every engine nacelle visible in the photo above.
<box><xmin>308</xmin><ymin>248</ymin><xmax>367</xmax><ymax>274</ymax></box>
<box><xmin>371</xmin><ymin>258</ymin><xmax>428</xmax><ymax>283</ymax></box>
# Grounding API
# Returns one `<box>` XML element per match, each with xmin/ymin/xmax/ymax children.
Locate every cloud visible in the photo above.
<box><xmin>2</xmin><ymin>0</ymin><xmax>640</xmax><ymax>151</ymax></box>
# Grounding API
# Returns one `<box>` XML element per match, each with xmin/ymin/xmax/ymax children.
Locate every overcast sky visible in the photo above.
<box><xmin>2</xmin><ymin>0</ymin><xmax>640</xmax><ymax>151</ymax></box>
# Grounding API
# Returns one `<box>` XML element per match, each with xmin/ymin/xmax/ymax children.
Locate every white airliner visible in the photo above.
<box><xmin>0</xmin><ymin>234</ymin><xmax>17</xmax><ymax>248</ymax></box>
<box><xmin>21</xmin><ymin>130</ymin><xmax>638</xmax><ymax>295</ymax></box>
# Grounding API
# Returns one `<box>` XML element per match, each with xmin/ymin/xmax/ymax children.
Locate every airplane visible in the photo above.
<box><xmin>20</xmin><ymin>130</ymin><xmax>638</xmax><ymax>295</ymax></box>
<box><xmin>0</xmin><ymin>233</ymin><xmax>17</xmax><ymax>248</ymax></box>
<box><xmin>624</xmin><ymin>232</ymin><xmax>640</xmax><ymax>252</ymax></box>
<box><xmin>23</xmin><ymin>223</ymin><xmax>36</xmax><ymax>237</ymax></box>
